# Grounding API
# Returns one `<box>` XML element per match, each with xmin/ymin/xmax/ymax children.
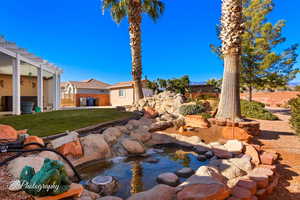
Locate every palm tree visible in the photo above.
<box><xmin>216</xmin><ymin>0</ymin><xmax>244</xmax><ymax>121</ymax></box>
<box><xmin>102</xmin><ymin>0</ymin><xmax>165</xmax><ymax>102</ymax></box>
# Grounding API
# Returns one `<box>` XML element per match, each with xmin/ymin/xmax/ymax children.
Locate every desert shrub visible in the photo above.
<box><xmin>200</xmin><ymin>112</ymin><xmax>212</xmax><ymax>119</ymax></box>
<box><xmin>179</xmin><ymin>104</ymin><xmax>205</xmax><ymax>116</ymax></box>
<box><xmin>241</xmin><ymin>100</ymin><xmax>279</xmax><ymax>120</ymax></box>
<box><xmin>289</xmin><ymin>95</ymin><xmax>300</xmax><ymax>135</ymax></box>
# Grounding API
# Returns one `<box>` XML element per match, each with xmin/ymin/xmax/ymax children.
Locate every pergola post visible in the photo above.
<box><xmin>12</xmin><ymin>53</ymin><xmax>21</xmax><ymax>115</ymax></box>
<box><xmin>37</xmin><ymin>65</ymin><xmax>44</xmax><ymax>112</ymax></box>
<box><xmin>52</xmin><ymin>72</ymin><xmax>60</xmax><ymax>110</ymax></box>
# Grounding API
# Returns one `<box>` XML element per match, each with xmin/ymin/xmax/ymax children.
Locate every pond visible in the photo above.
<box><xmin>76</xmin><ymin>145</ymin><xmax>208</xmax><ymax>199</ymax></box>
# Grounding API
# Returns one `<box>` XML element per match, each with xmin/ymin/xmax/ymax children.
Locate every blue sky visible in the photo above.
<box><xmin>0</xmin><ymin>0</ymin><xmax>299</xmax><ymax>84</ymax></box>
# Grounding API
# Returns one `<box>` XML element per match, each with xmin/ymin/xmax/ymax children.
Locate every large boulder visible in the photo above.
<box><xmin>121</xmin><ymin>139</ymin><xmax>145</xmax><ymax>154</ymax></box>
<box><xmin>244</xmin><ymin>144</ymin><xmax>260</xmax><ymax>165</ymax></box>
<box><xmin>144</xmin><ymin>106</ymin><xmax>159</xmax><ymax>118</ymax></box>
<box><xmin>0</xmin><ymin>124</ymin><xmax>26</xmax><ymax>141</ymax></box>
<box><xmin>77</xmin><ymin>134</ymin><xmax>112</xmax><ymax>165</ymax></box>
<box><xmin>50</xmin><ymin>131</ymin><xmax>79</xmax><ymax>148</ymax></box>
<box><xmin>57</xmin><ymin>139</ymin><xmax>83</xmax><ymax>158</ymax></box>
<box><xmin>130</xmin><ymin>128</ymin><xmax>152</xmax><ymax>143</ymax></box>
<box><xmin>24</xmin><ymin>136</ymin><xmax>44</xmax><ymax>150</ymax></box>
<box><xmin>209</xmin><ymin>159</ymin><xmax>246</xmax><ymax>180</ymax></box>
<box><xmin>103</xmin><ymin>127</ymin><xmax>123</xmax><ymax>145</ymax></box>
<box><xmin>184</xmin><ymin>115</ymin><xmax>210</xmax><ymax>128</ymax></box>
<box><xmin>177</xmin><ymin>183</ymin><xmax>230</xmax><ymax>200</ymax></box>
<box><xmin>8</xmin><ymin>156</ymin><xmax>44</xmax><ymax>179</ymax></box>
<box><xmin>224</xmin><ymin>140</ymin><xmax>244</xmax><ymax>154</ymax></box>
<box><xmin>222</xmin><ymin>127</ymin><xmax>252</xmax><ymax>142</ymax></box>
<box><xmin>148</xmin><ymin>121</ymin><xmax>173</xmax><ymax>132</ymax></box>
<box><xmin>157</xmin><ymin>172</ymin><xmax>179</xmax><ymax>186</ymax></box>
<box><xmin>127</xmin><ymin>184</ymin><xmax>177</xmax><ymax>200</ymax></box>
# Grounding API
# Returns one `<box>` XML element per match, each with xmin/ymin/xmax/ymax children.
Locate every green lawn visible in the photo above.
<box><xmin>0</xmin><ymin>109</ymin><xmax>133</xmax><ymax>137</ymax></box>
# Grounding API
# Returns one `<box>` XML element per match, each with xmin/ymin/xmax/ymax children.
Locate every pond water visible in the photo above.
<box><xmin>76</xmin><ymin>146</ymin><xmax>208</xmax><ymax>199</ymax></box>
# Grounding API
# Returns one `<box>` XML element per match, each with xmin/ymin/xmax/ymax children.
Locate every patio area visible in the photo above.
<box><xmin>0</xmin><ymin>36</ymin><xmax>63</xmax><ymax>115</ymax></box>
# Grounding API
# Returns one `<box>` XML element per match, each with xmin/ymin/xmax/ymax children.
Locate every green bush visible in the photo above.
<box><xmin>289</xmin><ymin>95</ymin><xmax>300</xmax><ymax>135</ymax></box>
<box><xmin>179</xmin><ymin>104</ymin><xmax>205</xmax><ymax>116</ymax></box>
<box><xmin>241</xmin><ymin>100</ymin><xmax>279</xmax><ymax>120</ymax></box>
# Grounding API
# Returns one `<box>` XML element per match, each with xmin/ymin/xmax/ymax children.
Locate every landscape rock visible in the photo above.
<box><xmin>212</xmin><ymin>145</ymin><xmax>233</xmax><ymax>159</ymax></box>
<box><xmin>260</xmin><ymin>151</ymin><xmax>278</xmax><ymax>165</ymax></box>
<box><xmin>121</xmin><ymin>139</ymin><xmax>145</xmax><ymax>154</ymax></box>
<box><xmin>130</xmin><ymin>128</ymin><xmax>152</xmax><ymax>143</ymax></box>
<box><xmin>97</xmin><ymin>196</ymin><xmax>123</xmax><ymax>200</ymax></box>
<box><xmin>148</xmin><ymin>121</ymin><xmax>173</xmax><ymax>132</ymax></box>
<box><xmin>222</xmin><ymin>127</ymin><xmax>252</xmax><ymax>142</ymax></box>
<box><xmin>237</xmin><ymin>179</ymin><xmax>257</xmax><ymax>195</ymax></box>
<box><xmin>50</xmin><ymin>131</ymin><xmax>79</xmax><ymax>148</ymax></box>
<box><xmin>0</xmin><ymin>124</ymin><xmax>26</xmax><ymax>141</ymax></box>
<box><xmin>176</xmin><ymin>168</ymin><xmax>194</xmax><ymax>178</ymax></box>
<box><xmin>229</xmin><ymin>155</ymin><xmax>253</xmax><ymax>172</ymax></box>
<box><xmin>57</xmin><ymin>139</ymin><xmax>83</xmax><ymax>158</ymax></box>
<box><xmin>127</xmin><ymin>184</ymin><xmax>177</xmax><ymax>200</ymax></box>
<box><xmin>244</xmin><ymin>144</ymin><xmax>260</xmax><ymax>165</ymax></box>
<box><xmin>231</xmin><ymin>186</ymin><xmax>252</xmax><ymax>200</ymax></box>
<box><xmin>209</xmin><ymin>159</ymin><xmax>246</xmax><ymax>180</ymax></box>
<box><xmin>24</xmin><ymin>136</ymin><xmax>44</xmax><ymax>150</ymax></box>
<box><xmin>177</xmin><ymin>183</ymin><xmax>230</xmax><ymax>200</ymax></box>
<box><xmin>184</xmin><ymin>115</ymin><xmax>210</xmax><ymax>128</ymax></box>
<box><xmin>8</xmin><ymin>156</ymin><xmax>44</xmax><ymax>178</ymax></box>
<box><xmin>157</xmin><ymin>172</ymin><xmax>179</xmax><ymax>186</ymax></box>
<box><xmin>78</xmin><ymin>134</ymin><xmax>112</xmax><ymax>164</ymax></box>
<box><xmin>197</xmin><ymin>155</ymin><xmax>207</xmax><ymax>162</ymax></box>
<box><xmin>144</xmin><ymin>106</ymin><xmax>159</xmax><ymax>118</ymax></box>
<box><xmin>205</xmin><ymin>151</ymin><xmax>214</xmax><ymax>159</ymax></box>
<box><xmin>224</xmin><ymin>140</ymin><xmax>244</xmax><ymax>154</ymax></box>
<box><xmin>103</xmin><ymin>127</ymin><xmax>123</xmax><ymax>145</ymax></box>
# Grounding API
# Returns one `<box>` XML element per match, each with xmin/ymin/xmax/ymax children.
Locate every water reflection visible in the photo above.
<box><xmin>168</xmin><ymin>149</ymin><xmax>191</xmax><ymax>167</ymax></box>
<box><xmin>130</xmin><ymin>161</ymin><xmax>144</xmax><ymax>194</ymax></box>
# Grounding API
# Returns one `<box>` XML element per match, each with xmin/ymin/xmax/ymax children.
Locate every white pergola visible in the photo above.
<box><xmin>0</xmin><ymin>36</ymin><xmax>63</xmax><ymax>115</ymax></box>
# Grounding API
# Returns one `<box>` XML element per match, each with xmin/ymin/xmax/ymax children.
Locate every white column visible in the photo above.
<box><xmin>57</xmin><ymin>73</ymin><xmax>61</xmax><ymax>109</ymax></box>
<box><xmin>37</xmin><ymin>65</ymin><xmax>44</xmax><ymax>112</ymax></box>
<box><xmin>12</xmin><ymin>54</ymin><xmax>21</xmax><ymax>115</ymax></box>
<box><xmin>52</xmin><ymin>72</ymin><xmax>60</xmax><ymax>110</ymax></box>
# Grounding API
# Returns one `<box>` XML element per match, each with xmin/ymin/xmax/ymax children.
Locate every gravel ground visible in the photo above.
<box><xmin>0</xmin><ymin>153</ymin><xmax>33</xmax><ymax>200</ymax></box>
<box><xmin>255</xmin><ymin>108</ymin><xmax>300</xmax><ymax>200</ymax></box>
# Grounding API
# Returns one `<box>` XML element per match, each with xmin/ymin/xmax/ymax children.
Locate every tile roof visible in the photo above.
<box><xmin>64</xmin><ymin>79</ymin><xmax>110</xmax><ymax>89</ymax></box>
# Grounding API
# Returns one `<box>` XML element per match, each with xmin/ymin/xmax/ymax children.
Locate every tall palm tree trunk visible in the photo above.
<box><xmin>216</xmin><ymin>0</ymin><xmax>243</xmax><ymax>121</ymax></box>
<box><xmin>129</xmin><ymin>0</ymin><xmax>144</xmax><ymax>102</ymax></box>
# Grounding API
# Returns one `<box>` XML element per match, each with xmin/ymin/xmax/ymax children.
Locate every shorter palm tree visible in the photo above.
<box><xmin>102</xmin><ymin>0</ymin><xmax>165</xmax><ymax>101</ymax></box>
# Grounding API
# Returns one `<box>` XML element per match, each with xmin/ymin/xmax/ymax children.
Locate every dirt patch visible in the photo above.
<box><xmin>254</xmin><ymin>109</ymin><xmax>300</xmax><ymax>200</ymax></box>
<box><xmin>0</xmin><ymin>153</ymin><xmax>33</xmax><ymax>200</ymax></box>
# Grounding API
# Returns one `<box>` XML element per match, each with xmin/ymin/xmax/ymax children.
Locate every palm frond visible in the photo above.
<box><xmin>102</xmin><ymin>0</ymin><xmax>128</xmax><ymax>24</ymax></box>
<box><xmin>142</xmin><ymin>0</ymin><xmax>165</xmax><ymax>22</ymax></box>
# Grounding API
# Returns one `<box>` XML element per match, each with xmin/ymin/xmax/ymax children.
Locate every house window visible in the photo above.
<box><xmin>119</xmin><ymin>89</ymin><xmax>126</xmax><ymax>97</ymax></box>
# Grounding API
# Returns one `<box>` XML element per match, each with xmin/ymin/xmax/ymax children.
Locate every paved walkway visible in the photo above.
<box><xmin>255</xmin><ymin>108</ymin><xmax>300</xmax><ymax>200</ymax></box>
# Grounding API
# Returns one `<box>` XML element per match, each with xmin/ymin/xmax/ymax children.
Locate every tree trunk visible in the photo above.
<box><xmin>217</xmin><ymin>0</ymin><xmax>243</xmax><ymax>121</ymax></box>
<box><xmin>129</xmin><ymin>0</ymin><xmax>144</xmax><ymax>102</ymax></box>
<box><xmin>248</xmin><ymin>85</ymin><xmax>252</xmax><ymax>102</ymax></box>
<box><xmin>216</xmin><ymin>51</ymin><xmax>242</xmax><ymax>121</ymax></box>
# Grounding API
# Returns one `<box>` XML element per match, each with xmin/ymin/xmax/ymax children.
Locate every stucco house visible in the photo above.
<box><xmin>0</xmin><ymin>36</ymin><xmax>62</xmax><ymax>115</ymax></box>
<box><xmin>108</xmin><ymin>81</ymin><xmax>153</xmax><ymax>106</ymax></box>
<box><xmin>61</xmin><ymin>80</ymin><xmax>153</xmax><ymax>107</ymax></box>
<box><xmin>61</xmin><ymin>79</ymin><xmax>110</xmax><ymax>107</ymax></box>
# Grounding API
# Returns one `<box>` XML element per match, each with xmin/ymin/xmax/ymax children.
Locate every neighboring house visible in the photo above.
<box><xmin>109</xmin><ymin>81</ymin><xmax>153</xmax><ymax>106</ymax></box>
<box><xmin>188</xmin><ymin>82</ymin><xmax>220</xmax><ymax>99</ymax></box>
<box><xmin>0</xmin><ymin>36</ymin><xmax>62</xmax><ymax>115</ymax></box>
<box><xmin>61</xmin><ymin>79</ymin><xmax>110</xmax><ymax>107</ymax></box>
